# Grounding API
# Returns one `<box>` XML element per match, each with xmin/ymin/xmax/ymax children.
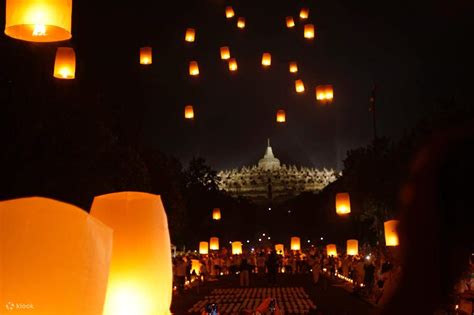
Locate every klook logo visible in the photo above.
<box><xmin>5</xmin><ymin>302</ymin><xmax>35</xmax><ymax>311</ymax></box>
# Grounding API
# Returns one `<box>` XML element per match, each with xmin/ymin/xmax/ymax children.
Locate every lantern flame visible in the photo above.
<box><xmin>225</xmin><ymin>6</ymin><xmax>235</xmax><ymax>18</ymax></box>
<box><xmin>289</xmin><ymin>62</ymin><xmax>298</xmax><ymax>73</ymax></box>
<box><xmin>295</xmin><ymin>80</ymin><xmax>305</xmax><ymax>93</ymax></box>
<box><xmin>300</xmin><ymin>8</ymin><xmax>309</xmax><ymax>19</ymax></box>
<box><xmin>220</xmin><ymin>46</ymin><xmax>231</xmax><ymax>60</ymax></box>
<box><xmin>184</xmin><ymin>105</ymin><xmax>194</xmax><ymax>119</ymax></box>
<box><xmin>286</xmin><ymin>16</ymin><xmax>295</xmax><ymax>28</ymax></box>
<box><xmin>384</xmin><ymin>220</ymin><xmax>400</xmax><ymax>246</ymax></box>
<box><xmin>304</xmin><ymin>24</ymin><xmax>315</xmax><ymax>39</ymax></box>
<box><xmin>185</xmin><ymin>28</ymin><xmax>195</xmax><ymax>42</ymax></box>
<box><xmin>276</xmin><ymin>110</ymin><xmax>286</xmax><ymax>123</ymax></box>
<box><xmin>189</xmin><ymin>61</ymin><xmax>199</xmax><ymax>76</ymax></box>
<box><xmin>336</xmin><ymin>193</ymin><xmax>351</xmax><ymax>215</ymax></box>
<box><xmin>237</xmin><ymin>17</ymin><xmax>245</xmax><ymax>29</ymax></box>
<box><xmin>291</xmin><ymin>237</ymin><xmax>301</xmax><ymax>251</ymax></box>
<box><xmin>228</xmin><ymin>58</ymin><xmax>238</xmax><ymax>71</ymax></box>
<box><xmin>262</xmin><ymin>53</ymin><xmax>271</xmax><ymax>67</ymax></box>
<box><xmin>33</xmin><ymin>24</ymin><xmax>46</xmax><ymax>36</ymax></box>
<box><xmin>316</xmin><ymin>85</ymin><xmax>334</xmax><ymax>104</ymax></box>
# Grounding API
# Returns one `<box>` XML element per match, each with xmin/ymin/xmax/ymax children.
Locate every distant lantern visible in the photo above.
<box><xmin>225</xmin><ymin>6</ymin><xmax>235</xmax><ymax>19</ymax></box>
<box><xmin>53</xmin><ymin>47</ymin><xmax>75</xmax><ymax>79</ymax></box>
<box><xmin>384</xmin><ymin>220</ymin><xmax>400</xmax><ymax>246</ymax></box>
<box><xmin>276</xmin><ymin>110</ymin><xmax>286</xmax><ymax>123</ymax></box>
<box><xmin>191</xmin><ymin>259</ymin><xmax>201</xmax><ymax>275</ymax></box>
<box><xmin>185</xmin><ymin>28</ymin><xmax>195</xmax><ymax>42</ymax></box>
<box><xmin>336</xmin><ymin>193</ymin><xmax>351</xmax><ymax>215</ymax></box>
<box><xmin>210</xmin><ymin>237</ymin><xmax>219</xmax><ymax>250</ymax></box>
<box><xmin>4</xmin><ymin>0</ymin><xmax>73</xmax><ymax>42</ymax></box>
<box><xmin>140</xmin><ymin>46</ymin><xmax>152</xmax><ymax>65</ymax></box>
<box><xmin>291</xmin><ymin>237</ymin><xmax>301</xmax><ymax>251</ymax></box>
<box><xmin>316</xmin><ymin>85</ymin><xmax>334</xmax><ymax>104</ymax></box>
<box><xmin>262</xmin><ymin>52</ymin><xmax>271</xmax><ymax>67</ymax></box>
<box><xmin>300</xmin><ymin>7</ymin><xmax>309</xmax><ymax>19</ymax></box>
<box><xmin>189</xmin><ymin>61</ymin><xmax>199</xmax><ymax>76</ymax></box>
<box><xmin>212</xmin><ymin>208</ymin><xmax>221</xmax><ymax>220</ymax></box>
<box><xmin>199</xmin><ymin>241</ymin><xmax>209</xmax><ymax>255</ymax></box>
<box><xmin>327</xmin><ymin>244</ymin><xmax>338</xmax><ymax>257</ymax></box>
<box><xmin>232</xmin><ymin>241</ymin><xmax>243</xmax><ymax>255</ymax></box>
<box><xmin>220</xmin><ymin>46</ymin><xmax>231</xmax><ymax>60</ymax></box>
<box><xmin>0</xmin><ymin>197</ymin><xmax>112</xmax><ymax>315</ymax></box>
<box><xmin>286</xmin><ymin>16</ymin><xmax>295</xmax><ymax>28</ymax></box>
<box><xmin>295</xmin><ymin>79</ymin><xmax>305</xmax><ymax>93</ymax></box>
<box><xmin>228</xmin><ymin>58</ymin><xmax>238</xmax><ymax>71</ymax></box>
<box><xmin>90</xmin><ymin>192</ymin><xmax>173</xmax><ymax>315</ymax></box>
<box><xmin>275</xmin><ymin>244</ymin><xmax>285</xmax><ymax>255</ymax></box>
<box><xmin>184</xmin><ymin>105</ymin><xmax>194</xmax><ymax>119</ymax></box>
<box><xmin>304</xmin><ymin>24</ymin><xmax>315</xmax><ymax>39</ymax></box>
<box><xmin>237</xmin><ymin>17</ymin><xmax>246</xmax><ymax>29</ymax></box>
<box><xmin>347</xmin><ymin>239</ymin><xmax>359</xmax><ymax>256</ymax></box>
<box><xmin>289</xmin><ymin>61</ymin><xmax>298</xmax><ymax>73</ymax></box>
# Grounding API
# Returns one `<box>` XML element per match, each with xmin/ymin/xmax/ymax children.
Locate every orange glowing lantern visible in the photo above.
<box><xmin>291</xmin><ymin>237</ymin><xmax>301</xmax><ymax>251</ymax></box>
<box><xmin>327</xmin><ymin>244</ymin><xmax>338</xmax><ymax>257</ymax></box>
<box><xmin>316</xmin><ymin>85</ymin><xmax>334</xmax><ymax>104</ymax></box>
<box><xmin>191</xmin><ymin>259</ymin><xmax>201</xmax><ymax>275</ymax></box>
<box><xmin>286</xmin><ymin>16</ymin><xmax>295</xmax><ymax>28</ymax></box>
<box><xmin>185</xmin><ymin>28</ymin><xmax>195</xmax><ymax>42</ymax></box>
<box><xmin>4</xmin><ymin>0</ymin><xmax>72</xmax><ymax>42</ymax></box>
<box><xmin>225</xmin><ymin>6</ymin><xmax>235</xmax><ymax>19</ymax></box>
<box><xmin>212</xmin><ymin>208</ymin><xmax>221</xmax><ymax>220</ymax></box>
<box><xmin>228</xmin><ymin>58</ymin><xmax>238</xmax><ymax>71</ymax></box>
<box><xmin>295</xmin><ymin>79</ymin><xmax>305</xmax><ymax>93</ymax></box>
<box><xmin>347</xmin><ymin>239</ymin><xmax>359</xmax><ymax>256</ymax></box>
<box><xmin>304</xmin><ymin>24</ymin><xmax>315</xmax><ymax>39</ymax></box>
<box><xmin>199</xmin><ymin>241</ymin><xmax>209</xmax><ymax>255</ymax></box>
<box><xmin>262</xmin><ymin>52</ymin><xmax>271</xmax><ymax>67</ymax></box>
<box><xmin>0</xmin><ymin>197</ymin><xmax>113</xmax><ymax>314</ymax></box>
<box><xmin>184</xmin><ymin>105</ymin><xmax>194</xmax><ymax>119</ymax></box>
<box><xmin>140</xmin><ymin>46</ymin><xmax>152</xmax><ymax>65</ymax></box>
<box><xmin>232</xmin><ymin>241</ymin><xmax>243</xmax><ymax>255</ymax></box>
<box><xmin>189</xmin><ymin>61</ymin><xmax>199</xmax><ymax>76</ymax></box>
<box><xmin>336</xmin><ymin>193</ymin><xmax>351</xmax><ymax>215</ymax></box>
<box><xmin>384</xmin><ymin>220</ymin><xmax>400</xmax><ymax>246</ymax></box>
<box><xmin>237</xmin><ymin>17</ymin><xmax>246</xmax><ymax>29</ymax></box>
<box><xmin>220</xmin><ymin>46</ymin><xmax>231</xmax><ymax>60</ymax></box>
<box><xmin>210</xmin><ymin>237</ymin><xmax>220</xmax><ymax>250</ymax></box>
<box><xmin>275</xmin><ymin>244</ymin><xmax>285</xmax><ymax>255</ymax></box>
<box><xmin>289</xmin><ymin>61</ymin><xmax>298</xmax><ymax>73</ymax></box>
<box><xmin>276</xmin><ymin>110</ymin><xmax>286</xmax><ymax>123</ymax></box>
<box><xmin>300</xmin><ymin>7</ymin><xmax>309</xmax><ymax>19</ymax></box>
<box><xmin>90</xmin><ymin>192</ymin><xmax>173</xmax><ymax>315</ymax></box>
<box><xmin>53</xmin><ymin>47</ymin><xmax>75</xmax><ymax>79</ymax></box>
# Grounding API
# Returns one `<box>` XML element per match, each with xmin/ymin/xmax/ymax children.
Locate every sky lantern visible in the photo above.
<box><xmin>140</xmin><ymin>46</ymin><xmax>152</xmax><ymax>65</ymax></box>
<box><xmin>232</xmin><ymin>241</ymin><xmax>243</xmax><ymax>255</ymax></box>
<box><xmin>384</xmin><ymin>220</ymin><xmax>400</xmax><ymax>246</ymax></box>
<box><xmin>262</xmin><ymin>52</ymin><xmax>271</xmax><ymax>67</ymax></box>
<box><xmin>189</xmin><ymin>61</ymin><xmax>199</xmax><ymax>76</ymax></box>
<box><xmin>53</xmin><ymin>47</ymin><xmax>75</xmax><ymax>79</ymax></box>
<box><xmin>336</xmin><ymin>192</ymin><xmax>351</xmax><ymax>215</ymax></box>
<box><xmin>289</xmin><ymin>61</ymin><xmax>298</xmax><ymax>73</ymax></box>
<box><xmin>184</xmin><ymin>105</ymin><xmax>194</xmax><ymax>119</ymax></box>
<box><xmin>191</xmin><ymin>259</ymin><xmax>201</xmax><ymax>276</ymax></box>
<box><xmin>220</xmin><ymin>46</ymin><xmax>231</xmax><ymax>60</ymax></box>
<box><xmin>199</xmin><ymin>241</ymin><xmax>209</xmax><ymax>255</ymax></box>
<box><xmin>347</xmin><ymin>239</ymin><xmax>359</xmax><ymax>256</ymax></box>
<box><xmin>275</xmin><ymin>244</ymin><xmax>284</xmax><ymax>255</ymax></box>
<box><xmin>228</xmin><ymin>58</ymin><xmax>238</xmax><ymax>71</ymax></box>
<box><xmin>326</xmin><ymin>244</ymin><xmax>338</xmax><ymax>257</ymax></box>
<box><xmin>276</xmin><ymin>109</ymin><xmax>286</xmax><ymax>123</ymax></box>
<box><xmin>0</xmin><ymin>197</ymin><xmax>112</xmax><ymax>315</ymax></box>
<box><xmin>316</xmin><ymin>85</ymin><xmax>334</xmax><ymax>104</ymax></box>
<box><xmin>185</xmin><ymin>28</ymin><xmax>195</xmax><ymax>42</ymax></box>
<box><xmin>304</xmin><ymin>24</ymin><xmax>315</xmax><ymax>39</ymax></box>
<box><xmin>299</xmin><ymin>7</ymin><xmax>309</xmax><ymax>19</ymax></box>
<box><xmin>210</xmin><ymin>237</ymin><xmax>220</xmax><ymax>250</ymax></box>
<box><xmin>286</xmin><ymin>16</ymin><xmax>295</xmax><ymax>28</ymax></box>
<box><xmin>225</xmin><ymin>6</ymin><xmax>235</xmax><ymax>18</ymax></box>
<box><xmin>212</xmin><ymin>208</ymin><xmax>221</xmax><ymax>220</ymax></box>
<box><xmin>90</xmin><ymin>192</ymin><xmax>173</xmax><ymax>315</ymax></box>
<box><xmin>4</xmin><ymin>0</ymin><xmax>73</xmax><ymax>42</ymax></box>
<box><xmin>295</xmin><ymin>79</ymin><xmax>305</xmax><ymax>93</ymax></box>
<box><xmin>291</xmin><ymin>237</ymin><xmax>301</xmax><ymax>251</ymax></box>
<box><xmin>237</xmin><ymin>17</ymin><xmax>246</xmax><ymax>29</ymax></box>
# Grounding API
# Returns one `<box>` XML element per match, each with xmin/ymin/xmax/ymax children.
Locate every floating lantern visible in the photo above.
<box><xmin>286</xmin><ymin>16</ymin><xmax>295</xmax><ymax>28</ymax></box>
<box><xmin>275</xmin><ymin>244</ymin><xmax>284</xmax><ymax>255</ymax></box>
<box><xmin>220</xmin><ymin>46</ymin><xmax>230</xmax><ymax>60</ymax></box>
<box><xmin>184</xmin><ymin>105</ymin><xmax>194</xmax><ymax>119</ymax></box>
<box><xmin>212</xmin><ymin>208</ymin><xmax>221</xmax><ymax>220</ymax></box>
<box><xmin>210</xmin><ymin>237</ymin><xmax>219</xmax><ymax>250</ymax></box>
<box><xmin>316</xmin><ymin>85</ymin><xmax>334</xmax><ymax>104</ymax></box>
<box><xmin>262</xmin><ymin>52</ymin><xmax>271</xmax><ymax>67</ymax></box>
<box><xmin>53</xmin><ymin>47</ymin><xmax>75</xmax><ymax>79</ymax></box>
<box><xmin>225</xmin><ymin>6</ymin><xmax>235</xmax><ymax>19</ymax></box>
<box><xmin>300</xmin><ymin>8</ymin><xmax>309</xmax><ymax>20</ymax></box>
<box><xmin>289</xmin><ymin>61</ymin><xmax>298</xmax><ymax>73</ymax></box>
<box><xmin>232</xmin><ymin>241</ymin><xmax>243</xmax><ymax>255</ymax></box>
<box><xmin>291</xmin><ymin>237</ymin><xmax>301</xmax><ymax>251</ymax></box>
<box><xmin>347</xmin><ymin>239</ymin><xmax>359</xmax><ymax>256</ymax></box>
<box><xmin>336</xmin><ymin>193</ymin><xmax>351</xmax><ymax>215</ymax></box>
<box><xmin>199</xmin><ymin>242</ymin><xmax>209</xmax><ymax>255</ymax></box>
<box><xmin>191</xmin><ymin>259</ymin><xmax>201</xmax><ymax>276</ymax></box>
<box><xmin>326</xmin><ymin>244</ymin><xmax>338</xmax><ymax>257</ymax></box>
<box><xmin>140</xmin><ymin>46</ymin><xmax>152</xmax><ymax>65</ymax></box>
<box><xmin>276</xmin><ymin>110</ymin><xmax>286</xmax><ymax>123</ymax></box>
<box><xmin>0</xmin><ymin>197</ymin><xmax>113</xmax><ymax>315</ymax></box>
<box><xmin>237</xmin><ymin>17</ymin><xmax>245</xmax><ymax>29</ymax></box>
<box><xmin>90</xmin><ymin>192</ymin><xmax>173</xmax><ymax>315</ymax></box>
<box><xmin>189</xmin><ymin>61</ymin><xmax>199</xmax><ymax>76</ymax></box>
<box><xmin>295</xmin><ymin>79</ymin><xmax>305</xmax><ymax>93</ymax></box>
<box><xmin>304</xmin><ymin>24</ymin><xmax>315</xmax><ymax>39</ymax></box>
<box><xmin>185</xmin><ymin>28</ymin><xmax>195</xmax><ymax>42</ymax></box>
<box><xmin>384</xmin><ymin>220</ymin><xmax>400</xmax><ymax>246</ymax></box>
<box><xmin>4</xmin><ymin>0</ymin><xmax>73</xmax><ymax>42</ymax></box>
<box><xmin>228</xmin><ymin>58</ymin><xmax>238</xmax><ymax>71</ymax></box>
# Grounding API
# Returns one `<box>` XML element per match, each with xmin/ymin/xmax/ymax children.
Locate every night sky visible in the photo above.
<box><xmin>1</xmin><ymin>0</ymin><xmax>472</xmax><ymax>171</ymax></box>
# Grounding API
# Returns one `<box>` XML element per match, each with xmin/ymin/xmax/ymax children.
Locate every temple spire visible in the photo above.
<box><xmin>267</xmin><ymin>138</ymin><xmax>270</xmax><ymax>147</ymax></box>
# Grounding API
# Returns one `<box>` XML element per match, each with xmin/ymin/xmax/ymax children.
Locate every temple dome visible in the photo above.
<box><xmin>258</xmin><ymin>139</ymin><xmax>281</xmax><ymax>170</ymax></box>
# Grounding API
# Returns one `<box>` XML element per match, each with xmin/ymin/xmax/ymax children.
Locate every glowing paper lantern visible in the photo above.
<box><xmin>225</xmin><ymin>6</ymin><xmax>235</xmax><ymax>19</ymax></box>
<box><xmin>220</xmin><ymin>46</ymin><xmax>231</xmax><ymax>60</ymax></box>
<box><xmin>189</xmin><ymin>61</ymin><xmax>199</xmax><ymax>76</ymax></box>
<box><xmin>286</xmin><ymin>16</ymin><xmax>295</xmax><ymax>28</ymax></box>
<box><xmin>4</xmin><ymin>0</ymin><xmax>72</xmax><ymax>42</ymax></box>
<box><xmin>212</xmin><ymin>208</ymin><xmax>221</xmax><ymax>220</ymax></box>
<box><xmin>276</xmin><ymin>109</ymin><xmax>286</xmax><ymax>123</ymax></box>
<box><xmin>300</xmin><ymin>8</ymin><xmax>309</xmax><ymax>20</ymax></box>
<box><xmin>232</xmin><ymin>241</ymin><xmax>243</xmax><ymax>255</ymax></box>
<box><xmin>275</xmin><ymin>244</ymin><xmax>284</xmax><ymax>255</ymax></box>
<box><xmin>289</xmin><ymin>61</ymin><xmax>298</xmax><ymax>73</ymax></box>
<box><xmin>199</xmin><ymin>241</ymin><xmax>209</xmax><ymax>255</ymax></box>
<box><xmin>291</xmin><ymin>237</ymin><xmax>301</xmax><ymax>251</ymax></box>
<box><xmin>336</xmin><ymin>192</ymin><xmax>351</xmax><ymax>215</ymax></box>
<box><xmin>185</xmin><ymin>28</ymin><xmax>195</xmax><ymax>42</ymax></box>
<box><xmin>53</xmin><ymin>47</ymin><xmax>75</xmax><ymax>79</ymax></box>
<box><xmin>210</xmin><ymin>237</ymin><xmax>219</xmax><ymax>250</ymax></box>
<box><xmin>228</xmin><ymin>58</ymin><xmax>238</xmax><ymax>71</ymax></box>
<box><xmin>184</xmin><ymin>105</ymin><xmax>194</xmax><ymax>119</ymax></box>
<box><xmin>140</xmin><ymin>46</ymin><xmax>152</xmax><ymax>65</ymax></box>
<box><xmin>262</xmin><ymin>52</ymin><xmax>271</xmax><ymax>67</ymax></box>
<box><xmin>191</xmin><ymin>259</ymin><xmax>201</xmax><ymax>275</ymax></box>
<box><xmin>304</xmin><ymin>24</ymin><xmax>315</xmax><ymax>39</ymax></box>
<box><xmin>326</xmin><ymin>244</ymin><xmax>338</xmax><ymax>257</ymax></box>
<box><xmin>347</xmin><ymin>239</ymin><xmax>359</xmax><ymax>256</ymax></box>
<box><xmin>0</xmin><ymin>197</ymin><xmax>112</xmax><ymax>314</ymax></box>
<box><xmin>316</xmin><ymin>85</ymin><xmax>334</xmax><ymax>104</ymax></box>
<box><xmin>384</xmin><ymin>220</ymin><xmax>400</xmax><ymax>246</ymax></box>
<box><xmin>295</xmin><ymin>79</ymin><xmax>305</xmax><ymax>93</ymax></box>
<box><xmin>237</xmin><ymin>17</ymin><xmax>245</xmax><ymax>29</ymax></box>
<box><xmin>90</xmin><ymin>192</ymin><xmax>173</xmax><ymax>315</ymax></box>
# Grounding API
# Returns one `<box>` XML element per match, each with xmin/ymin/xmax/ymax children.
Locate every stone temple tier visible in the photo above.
<box><xmin>218</xmin><ymin>140</ymin><xmax>339</xmax><ymax>204</ymax></box>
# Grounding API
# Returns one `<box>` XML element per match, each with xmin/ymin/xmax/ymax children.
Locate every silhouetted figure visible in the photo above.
<box><xmin>267</xmin><ymin>250</ymin><xmax>278</xmax><ymax>285</ymax></box>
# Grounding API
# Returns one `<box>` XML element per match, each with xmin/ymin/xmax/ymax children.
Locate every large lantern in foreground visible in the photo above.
<box><xmin>189</xmin><ymin>61</ymin><xmax>199</xmax><ymax>76</ymax></box>
<box><xmin>347</xmin><ymin>239</ymin><xmax>359</xmax><ymax>256</ymax></box>
<box><xmin>185</xmin><ymin>28</ymin><xmax>195</xmax><ymax>42</ymax></box>
<box><xmin>90</xmin><ymin>192</ymin><xmax>173</xmax><ymax>315</ymax></box>
<box><xmin>291</xmin><ymin>237</ymin><xmax>301</xmax><ymax>251</ymax></box>
<box><xmin>299</xmin><ymin>8</ymin><xmax>309</xmax><ymax>19</ymax></box>
<box><xmin>237</xmin><ymin>17</ymin><xmax>246</xmax><ymax>29</ymax></box>
<box><xmin>210</xmin><ymin>237</ymin><xmax>219</xmax><ymax>250</ymax></box>
<box><xmin>53</xmin><ymin>47</ymin><xmax>75</xmax><ymax>79</ymax></box>
<box><xmin>289</xmin><ymin>61</ymin><xmax>298</xmax><ymax>73</ymax></box>
<box><xmin>225</xmin><ymin>6</ymin><xmax>235</xmax><ymax>18</ymax></box>
<box><xmin>0</xmin><ymin>197</ymin><xmax>112</xmax><ymax>315</ymax></box>
<box><xmin>326</xmin><ymin>244</ymin><xmax>338</xmax><ymax>257</ymax></box>
<box><xmin>276</xmin><ymin>109</ymin><xmax>286</xmax><ymax>123</ymax></box>
<box><xmin>4</xmin><ymin>0</ymin><xmax>73</xmax><ymax>42</ymax></box>
<box><xmin>262</xmin><ymin>52</ymin><xmax>271</xmax><ymax>67</ymax></box>
<box><xmin>304</xmin><ymin>24</ymin><xmax>315</xmax><ymax>39</ymax></box>
<box><xmin>285</xmin><ymin>16</ymin><xmax>295</xmax><ymax>28</ymax></box>
<box><xmin>184</xmin><ymin>105</ymin><xmax>194</xmax><ymax>119</ymax></box>
<box><xmin>199</xmin><ymin>241</ymin><xmax>209</xmax><ymax>255</ymax></box>
<box><xmin>232</xmin><ymin>241</ymin><xmax>243</xmax><ymax>255</ymax></box>
<box><xmin>316</xmin><ymin>85</ymin><xmax>334</xmax><ymax>104</ymax></box>
<box><xmin>140</xmin><ymin>46</ymin><xmax>152</xmax><ymax>65</ymax></box>
<box><xmin>212</xmin><ymin>208</ymin><xmax>221</xmax><ymax>220</ymax></box>
<box><xmin>295</xmin><ymin>79</ymin><xmax>305</xmax><ymax>93</ymax></box>
<box><xmin>191</xmin><ymin>259</ymin><xmax>201</xmax><ymax>275</ymax></box>
<box><xmin>220</xmin><ymin>46</ymin><xmax>231</xmax><ymax>60</ymax></box>
<box><xmin>275</xmin><ymin>244</ymin><xmax>284</xmax><ymax>255</ymax></box>
<box><xmin>336</xmin><ymin>192</ymin><xmax>351</xmax><ymax>215</ymax></box>
<box><xmin>384</xmin><ymin>220</ymin><xmax>400</xmax><ymax>246</ymax></box>
<box><xmin>228</xmin><ymin>58</ymin><xmax>238</xmax><ymax>71</ymax></box>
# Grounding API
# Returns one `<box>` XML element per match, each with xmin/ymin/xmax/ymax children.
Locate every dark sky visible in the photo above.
<box><xmin>1</xmin><ymin>0</ymin><xmax>472</xmax><ymax>171</ymax></box>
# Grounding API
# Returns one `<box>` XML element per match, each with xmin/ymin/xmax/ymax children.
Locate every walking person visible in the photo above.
<box><xmin>239</xmin><ymin>256</ymin><xmax>251</xmax><ymax>287</ymax></box>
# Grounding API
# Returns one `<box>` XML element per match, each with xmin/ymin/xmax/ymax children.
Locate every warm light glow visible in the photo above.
<box><xmin>276</xmin><ymin>110</ymin><xmax>286</xmax><ymax>123</ymax></box>
<box><xmin>189</xmin><ymin>61</ymin><xmax>199</xmax><ymax>76</ymax></box>
<box><xmin>295</xmin><ymin>79</ymin><xmax>305</xmax><ymax>93</ymax></box>
<box><xmin>220</xmin><ymin>46</ymin><xmax>231</xmax><ymax>60</ymax></box>
<box><xmin>347</xmin><ymin>239</ymin><xmax>359</xmax><ymax>256</ymax></box>
<box><xmin>5</xmin><ymin>0</ymin><xmax>73</xmax><ymax>42</ymax></box>
<box><xmin>300</xmin><ymin>8</ymin><xmax>309</xmax><ymax>19</ymax></box>
<box><xmin>140</xmin><ymin>47</ymin><xmax>152</xmax><ymax>65</ymax></box>
<box><xmin>199</xmin><ymin>242</ymin><xmax>209</xmax><ymax>255</ymax></box>
<box><xmin>212</xmin><ymin>208</ymin><xmax>221</xmax><ymax>220</ymax></box>
<box><xmin>210</xmin><ymin>237</ymin><xmax>219</xmax><ymax>250</ymax></box>
<box><xmin>228</xmin><ymin>58</ymin><xmax>238</xmax><ymax>71</ymax></box>
<box><xmin>225</xmin><ymin>6</ymin><xmax>235</xmax><ymax>18</ymax></box>
<box><xmin>304</xmin><ymin>24</ymin><xmax>315</xmax><ymax>39</ymax></box>
<box><xmin>232</xmin><ymin>241</ymin><xmax>243</xmax><ymax>255</ymax></box>
<box><xmin>291</xmin><ymin>237</ymin><xmax>301</xmax><ymax>251</ymax></box>
<box><xmin>262</xmin><ymin>53</ymin><xmax>271</xmax><ymax>67</ymax></box>
<box><xmin>237</xmin><ymin>17</ymin><xmax>245</xmax><ymax>29</ymax></box>
<box><xmin>53</xmin><ymin>47</ymin><xmax>75</xmax><ymax>79</ymax></box>
<box><xmin>336</xmin><ymin>193</ymin><xmax>351</xmax><ymax>215</ymax></box>
<box><xmin>184</xmin><ymin>105</ymin><xmax>194</xmax><ymax>119</ymax></box>
<box><xmin>286</xmin><ymin>16</ymin><xmax>295</xmax><ymax>28</ymax></box>
<box><xmin>384</xmin><ymin>220</ymin><xmax>400</xmax><ymax>246</ymax></box>
<box><xmin>191</xmin><ymin>259</ymin><xmax>201</xmax><ymax>275</ymax></box>
<box><xmin>185</xmin><ymin>28</ymin><xmax>195</xmax><ymax>42</ymax></box>
<box><xmin>275</xmin><ymin>244</ymin><xmax>284</xmax><ymax>255</ymax></box>
<box><xmin>327</xmin><ymin>244</ymin><xmax>338</xmax><ymax>257</ymax></box>
<box><xmin>289</xmin><ymin>62</ymin><xmax>298</xmax><ymax>73</ymax></box>
<box><xmin>316</xmin><ymin>85</ymin><xmax>334</xmax><ymax>104</ymax></box>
